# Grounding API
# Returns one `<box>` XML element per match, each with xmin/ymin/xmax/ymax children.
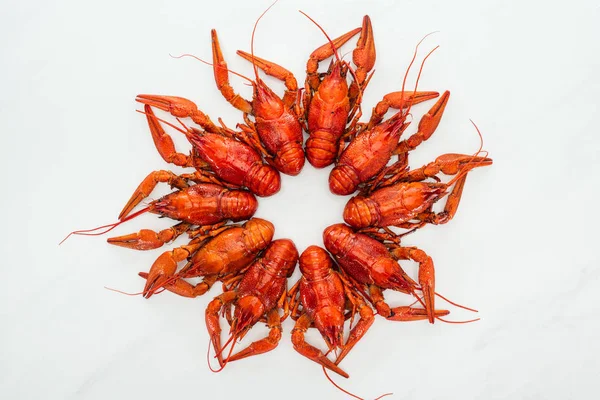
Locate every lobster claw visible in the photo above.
<box><xmin>435</xmin><ymin>153</ymin><xmax>493</xmax><ymax>175</ymax></box>
<box><xmin>352</xmin><ymin>15</ymin><xmax>376</xmax><ymax>85</ymax></box>
<box><xmin>136</xmin><ymin>94</ymin><xmax>218</xmax><ymax>132</ymax></box>
<box><xmin>107</xmin><ymin>230</ymin><xmax>167</xmax><ymax>250</ymax></box>
<box><xmin>136</xmin><ymin>95</ymin><xmax>199</xmax><ymax>119</ymax></box>
<box><xmin>386</xmin><ymin>306</ymin><xmax>449</xmax><ymax>322</ymax></box>
<box><xmin>140</xmin><ymin>250</ymin><xmax>183</xmax><ymax>298</ymax></box>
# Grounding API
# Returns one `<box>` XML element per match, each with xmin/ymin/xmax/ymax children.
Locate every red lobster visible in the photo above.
<box><xmin>328</xmin><ymin>34</ymin><xmax>446</xmax><ymax>196</ymax></box>
<box><xmin>135</xmin><ymin>218</ymin><xmax>274</xmax><ymax>299</ymax></box>
<box><xmin>136</xmin><ymin>105</ymin><xmax>281</xmax><ymax>197</ymax></box>
<box><xmin>323</xmin><ymin>223</ymin><xmax>452</xmax><ymax>324</ymax></box>
<box><xmin>99</xmin><ymin>172</ymin><xmax>258</xmax><ymax>250</ymax></box>
<box><xmin>210</xmin><ymin>3</ymin><xmax>305</xmax><ymax>176</ymax></box>
<box><xmin>205</xmin><ymin>239</ymin><xmax>298</xmax><ymax>368</ymax></box>
<box><xmin>301</xmin><ymin>14</ymin><xmax>375</xmax><ymax>168</ymax></box>
<box><xmin>290</xmin><ymin>245</ymin><xmax>374</xmax><ymax>378</ymax></box>
<box><xmin>343</xmin><ymin>153</ymin><xmax>493</xmax><ymax>229</ymax></box>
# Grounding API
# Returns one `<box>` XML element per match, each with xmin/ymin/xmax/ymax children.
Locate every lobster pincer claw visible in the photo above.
<box><xmin>416</xmin><ymin>90</ymin><xmax>450</xmax><ymax>140</ymax></box>
<box><xmin>136</xmin><ymin>95</ymin><xmax>197</xmax><ymax>117</ymax></box>
<box><xmin>352</xmin><ymin>15</ymin><xmax>376</xmax><ymax>86</ymax></box>
<box><xmin>435</xmin><ymin>153</ymin><xmax>494</xmax><ymax>176</ymax></box>
<box><xmin>136</xmin><ymin>94</ymin><xmax>219</xmax><ymax>132</ymax></box>
<box><xmin>385</xmin><ymin>306</ymin><xmax>449</xmax><ymax>322</ymax></box>
<box><xmin>140</xmin><ymin>247</ymin><xmax>193</xmax><ymax>299</ymax></box>
<box><xmin>107</xmin><ymin>224</ymin><xmax>190</xmax><ymax>250</ymax></box>
<box><xmin>107</xmin><ymin>230</ymin><xmax>167</xmax><ymax>250</ymax></box>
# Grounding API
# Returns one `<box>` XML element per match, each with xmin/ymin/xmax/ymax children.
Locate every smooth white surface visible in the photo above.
<box><xmin>1</xmin><ymin>0</ymin><xmax>599</xmax><ymax>399</ymax></box>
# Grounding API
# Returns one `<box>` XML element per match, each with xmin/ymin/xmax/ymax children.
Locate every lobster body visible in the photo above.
<box><xmin>305</xmin><ymin>64</ymin><xmax>351</xmax><ymax>168</ymax></box>
<box><xmin>303</xmin><ymin>16</ymin><xmax>375</xmax><ymax>168</ymax></box>
<box><xmin>323</xmin><ymin>224</ymin><xmax>415</xmax><ymax>293</ymax></box>
<box><xmin>183</xmin><ymin>218</ymin><xmax>274</xmax><ymax>279</ymax></box>
<box><xmin>329</xmin><ymin>115</ymin><xmax>408</xmax><ymax>196</ymax></box>
<box><xmin>188</xmin><ymin>131</ymin><xmax>280</xmax><ymax>197</ymax></box>
<box><xmin>206</xmin><ymin>239</ymin><xmax>299</xmax><ymax>367</ymax></box>
<box><xmin>137</xmin><ymin>218</ymin><xmax>274</xmax><ymax>299</ymax></box>
<box><xmin>234</xmin><ymin>238</ymin><xmax>298</xmax><ymax>314</ymax></box>
<box><xmin>297</xmin><ymin>246</ymin><xmax>346</xmax><ymax>346</ymax></box>
<box><xmin>343</xmin><ymin>182</ymin><xmax>443</xmax><ymax>228</ymax></box>
<box><xmin>251</xmin><ymin>81</ymin><xmax>305</xmax><ymax>175</ymax></box>
<box><xmin>150</xmin><ymin>183</ymin><xmax>258</xmax><ymax>225</ymax></box>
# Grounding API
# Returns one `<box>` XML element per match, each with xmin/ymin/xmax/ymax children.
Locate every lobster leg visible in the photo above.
<box><xmin>118</xmin><ymin>170</ymin><xmax>189</xmax><ymax>220</ymax></box>
<box><xmin>206</xmin><ymin>291</ymin><xmax>238</xmax><ymax>367</ymax></box>
<box><xmin>236</xmin><ymin>51</ymin><xmax>299</xmax><ymax>108</ymax></box>
<box><xmin>138</xmin><ymin>272</ymin><xmax>218</xmax><ymax>298</ymax></box>
<box><xmin>291</xmin><ymin>314</ymin><xmax>350</xmax><ymax>378</ymax></box>
<box><xmin>368</xmin><ymin>91</ymin><xmax>440</xmax><ymax>128</ymax></box>
<box><xmin>227</xmin><ymin>308</ymin><xmax>283</xmax><ymax>362</ymax></box>
<box><xmin>335</xmin><ymin>289</ymin><xmax>374</xmax><ymax>364</ymax></box>
<box><xmin>136</xmin><ymin>95</ymin><xmax>221</xmax><ymax>133</ymax></box>
<box><xmin>211</xmin><ymin>29</ymin><xmax>253</xmax><ymax>114</ymax></box>
<box><xmin>107</xmin><ymin>222</ymin><xmax>192</xmax><ymax>250</ymax></box>
<box><xmin>369</xmin><ymin>285</ymin><xmax>449</xmax><ymax>322</ymax></box>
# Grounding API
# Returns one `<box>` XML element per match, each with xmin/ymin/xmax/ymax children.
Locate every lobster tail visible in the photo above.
<box><xmin>274</xmin><ymin>141</ymin><xmax>305</xmax><ymax>176</ymax></box>
<box><xmin>246</xmin><ymin>162</ymin><xmax>281</xmax><ymax>197</ymax></box>
<box><xmin>329</xmin><ymin>164</ymin><xmax>361</xmax><ymax>195</ymax></box>
<box><xmin>305</xmin><ymin>130</ymin><xmax>339</xmax><ymax>168</ymax></box>
<box><xmin>220</xmin><ymin>190</ymin><xmax>259</xmax><ymax>221</ymax></box>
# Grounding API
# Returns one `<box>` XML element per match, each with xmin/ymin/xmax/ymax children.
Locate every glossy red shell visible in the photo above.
<box><xmin>188</xmin><ymin>132</ymin><xmax>280</xmax><ymax>197</ymax></box>
<box><xmin>150</xmin><ymin>183</ymin><xmax>258</xmax><ymax>225</ymax></box>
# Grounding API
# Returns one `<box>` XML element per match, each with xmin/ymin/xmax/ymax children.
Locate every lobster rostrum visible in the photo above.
<box><xmin>290</xmin><ymin>246</ymin><xmax>374</xmax><ymax>378</ymax></box>
<box><xmin>134</xmin><ymin>218</ymin><xmax>274</xmax><ymax>299</ymax></box>
<box><xmin>205</xmin><ymin>239</ymin><xmax>298</xmax><ymax>368</ymax></box>
<box><xmin>301</xmin><ymin>13</ymin><xmax>375</xmax><ymax>168</ymax></box>
<box><xmin>323</xmin><ymin>223</ymin><xmax>452</xmax><ymax>324</ymax></box>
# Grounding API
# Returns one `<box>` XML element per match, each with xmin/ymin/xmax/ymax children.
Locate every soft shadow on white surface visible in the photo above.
<box><xmin>1</xmin><ymin>0</ymin><xmax>599</xmax><ymax>399</ymax></box>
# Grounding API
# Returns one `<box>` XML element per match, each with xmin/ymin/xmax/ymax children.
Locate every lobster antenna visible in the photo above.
<box><xmin>445</xmin><ymin>119</ymin><xmax>490</xmax><ymax>188</ymax></box>
<box><xmin>437</xmin><ymin>316</ymin><xmax>481</xmax><ymax>324</ymax></box>
<box><xmin>206</xmin><ymin>338</ymin><xmax>237</xmax><ymax>373</ymax></box>
<box><xmin>322</xmin><ymin>367</ymin><xmax>363</xmax><ymax>400</ymax></box>
<box><xmin>104</xmin><ymin>287</ymin><xmax>145</xmax><ymax>296</ymax></box>
<box><xmin>59</xmin><ymin>206</ymin><xmax>151</xmax><ymax>245</ymax></box>
<box><xmin>403</xmin><ymin>44</ymin><xmax>439</xmax><ymax>118</ymax></box>
<box><xmin>170</xmin><ymin>53</ymin><xmax>253</xmax><ymax>83</ymax></box>
<box><xmin>299</xmin><ymin>10</ymin><xmax>343</xmax><ymax>64</ymax></box>
<box><xmin>400</xmin><ymin>31</ymin><xmax>438</xmax><ymax>113</ymax></box>
<box><xmin>322</xmin><ymin>366</ymin><xmax>393</xmax><ymax>400</ymax></box>
<box><xmin>136</xmin><ymin>109</ymin><xmax>192</xmax><ymax>138</ymax></box>
<box><xmin>249</xmin><ymin>0</ymin><xmax>280</xmax><ymax>81</ymax></box>
<box><xmin>434</xmin><ymin>291</ymin><xmax>479</xmax><ymax>313</ymax></box>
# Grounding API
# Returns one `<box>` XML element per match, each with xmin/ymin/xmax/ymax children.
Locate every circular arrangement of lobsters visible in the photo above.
<box><xmin>97</xmin><ymin>12</ymin><xmax>493</xmax><ymax>386</ymax></box>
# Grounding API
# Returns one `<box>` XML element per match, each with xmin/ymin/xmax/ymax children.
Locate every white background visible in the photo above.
<box><xmin>2</xmin><ymin>0</ymin><xmax>599</xmax><ymax>399</ymax></box>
